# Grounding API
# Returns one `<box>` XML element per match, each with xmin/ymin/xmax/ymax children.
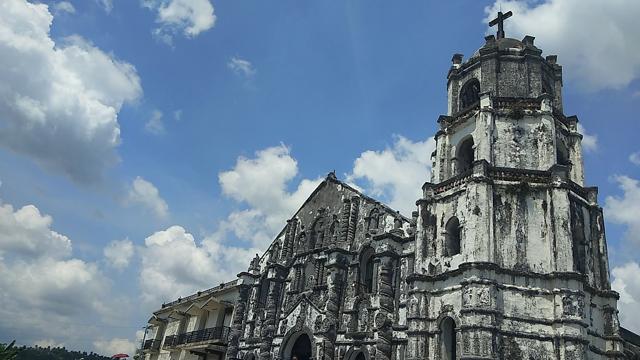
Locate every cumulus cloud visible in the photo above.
<box><xmin>103</xmin><ymin>239</ymin><xmax>134</xmax><ymax>270</ymax></box>
<box><xmin>145</xmin><ymin>109</ymin><xmax>165</xmax><ymax>135</ymax></box>
<box><xmin>0</xmin><ymin>199</ymin><xmax>128</xmax><ymax>353</ymax></box>
<box><xmin>629</xmin><ymin>152</ymin><xmax>640</xmax><ymax>166</ymax></box>
<box><xmin>137</xmin><ymin>145</ymin><xmax>328</xmax><ymax>304</ymax></box>
<box><xmin>217</xmin><ymin>145</ymin><xmax>322</xmax><ymax>248</ymax></box>
<box><xmin>142</xmin><ymin>0</ymin><xmax>216</xmax><ymax>44</ymax></box>
<box><xmin>577</xmin><ymin>123</ymin><xmax>598</xmax><ymax>152</ymax></box>
<box><xmin>612</xmin><ymin>262</ymin><xmax>640</xmax><ymax>333</ymax></box>
<box><xmin>347</xmin><ymin>135</ymin><xmax>436</xmax><ymax>215</ymax></box>
<box><xmin>604</xmin><ymin>175</ymin><xmax>640</xmax><ymax>244</ymax></box>
<box><xmin>0</xmin><ymin>0</ymin><xmax>142</xmax><ymax>184</ymax></box>
<box><xmin>228</xmin><ymin>57</ymin><xmax>256</xmax><ymax>78</ymax></box>
<box><xmin>0</xmin><ymin>203</ymin><xmax>71</xmax><ymax>259</ymax></box>
<box><xmin>127</xmin><ymin>176</ymin><xmax>169</xmax><ymax>218</ymax></box>
<box><xmin>485</xmin><ymin>0</ymin><xmax>640</xmax><ymax>90</ymax></box>
<box><xmin>139</xmin><ymin>225</ymin><xmax>257</xmax><ymax>305</ymax></box>
<box><xmin>53</xmin><ymin>1</ymin><xmax>75</xmax><ymax>14</ymax></box>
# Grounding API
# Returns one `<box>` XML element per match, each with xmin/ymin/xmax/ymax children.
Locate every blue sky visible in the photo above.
<box><xmin>0</xmin><ymin>0</ymin><xmax>639</xmax><ymax>355</ymax></box>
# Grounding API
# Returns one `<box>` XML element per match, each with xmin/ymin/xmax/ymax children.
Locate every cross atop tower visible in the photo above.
<box><xmin>489</xmin><ymin>10</ymin><xmax>513</xmax><ymax>39</ymax></box>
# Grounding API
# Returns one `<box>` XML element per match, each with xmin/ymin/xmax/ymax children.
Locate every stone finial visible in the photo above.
<box><xmin>484</xmin><ymin>35</ymin><xmax>496</xmax><ymax>44</ymax></box>
<box><xmin>522</xmin><ymin>35</ymin><xmax>535</xmax><ymax>46</ymax></box>
<box><xmin>326</xmin><ymin>170</ymin><xmax>337</xmax><ymax>180</ymax></box>
<box><xmin>451</xmin><ymin>54</ymin><xmax>463</xmax><ymax>68</ymax></box>
<box><xmin>249</xmin><ymin>254</ymin><xmax>260</xmax><ymax>272</ymax></box>
<box><xmin>546</xmin><ymin>55</ymin><xmax>558</xmax><ymax>65</ymax></box>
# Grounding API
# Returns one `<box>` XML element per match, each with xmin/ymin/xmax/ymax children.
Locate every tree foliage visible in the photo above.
<box><xmin>0</xmin><ymin>341</ymin><xmax>19</xmax><ymax>360</ymax></box>
<box><xmin>0</xmin><ymin>342</ymin><xmax>112</xmax><ymax>360</ymax></box>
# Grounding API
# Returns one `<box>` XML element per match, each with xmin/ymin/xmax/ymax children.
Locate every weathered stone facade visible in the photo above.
<box><xmin>144</xmin><ymin>23</ymin><xmax>640</xmax><ymax>360</ymax></box>
<box><xmin>227</xmin><ymin>32</ymin><xmax>636</xmax><ymax>360</ymax></box>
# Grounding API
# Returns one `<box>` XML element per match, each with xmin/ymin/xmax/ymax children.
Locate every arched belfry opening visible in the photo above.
<box><xmin>459</xmin><ymin>78</ymin><xmax>480</xmax><ymax>109</ymax></box>
<box><xmin>360</xmin><ymin>247</ymin><xmax>375</xmax><ymax>293</ymax></box>
<box><xmin>456</xmin><ymin>137</ymin><xmax>474</xmax><ymax>174</ymax></box>
<box><xmin>445</xmin><ymin>217</ymin><xmax>461</xmax><ymax>257</ymax></box>
<box><xmin>440</xmin><ymin>317</ymin><xmax>457</xmax><ymax>360</ymax></box>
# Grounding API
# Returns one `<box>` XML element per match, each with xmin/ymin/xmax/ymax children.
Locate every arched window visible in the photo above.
<box><xmin>557</xmin><ymin>139</ymin><xmax>570</xmax><ymax>166</ymax></box>
<box><xmin>440</xmin><ymin>317</ymin><xmax>457</xmax><ymax>360</ymax></box>
<box><xmin>456</xmin><ymin>137</ymin><xmax>474</xmax><ymax>174</ymax></box>
<box><xmin>367</xmin><ymin>208</ymin><xmax>380</xmax><ymax>231</ymax></box>
<box><xmin>289</xmin><ymin>333</ymin><xmax>312</xmax><ymax>360</ymax></box>
<box><xmin>445</xmin><ymin>217</ymin><xmax>461</xmax><ymax>257</ymax></box>
<box><xmin>459</xmin><ymin>78</ymin><xmax>480</xmax><ymax>109</ymax></box>
<box><xmin>359</xmin><ymin>247</ymin><xmax>375</xmax><ymax>293</ymax></box>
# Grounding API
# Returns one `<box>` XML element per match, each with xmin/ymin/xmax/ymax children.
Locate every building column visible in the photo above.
<box><xmin>226</xmin><ymin>284</ymin><xmax>251</xmax><ymax>360</ymax></box>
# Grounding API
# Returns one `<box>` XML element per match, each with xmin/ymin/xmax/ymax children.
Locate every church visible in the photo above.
<box><xmin>141</xmin><ymin>12</ymin><xmax>640</xmax><ymax>360</ymax></box>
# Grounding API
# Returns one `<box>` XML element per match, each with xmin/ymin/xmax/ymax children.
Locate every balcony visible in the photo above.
<box><xmin>163</xmin><ymin>326</ymin><xmax>230</xmax><ymax>349</ymax></box>
<box><xmin>142</xmin><ymin>339</ymin><xmax>161</xmax><ymax>352</ymax></box>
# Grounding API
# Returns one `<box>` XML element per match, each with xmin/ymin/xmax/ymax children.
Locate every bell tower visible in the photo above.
<box><xmin>408</xmin><ymin>13</ymin><xmax>625</xmax><ymax>360</ymax></box>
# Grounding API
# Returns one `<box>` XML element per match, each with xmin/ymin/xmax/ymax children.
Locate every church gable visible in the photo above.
<box><xmin>257</xmin><ymin>172</ymin><xmax>410</xmax><ymax>270</ymax></box>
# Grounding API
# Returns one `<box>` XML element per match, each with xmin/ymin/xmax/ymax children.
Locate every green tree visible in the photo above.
<box><xmin>0</xmin><ymin>341</ymin><xmax>19</xmax><ymax>360</ymax></box>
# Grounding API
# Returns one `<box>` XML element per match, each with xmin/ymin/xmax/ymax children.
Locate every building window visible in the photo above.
<box><xmin>444</xmin><ymin>217</ymin><xmax>461</xmax><ymax>257</ymax></box>
<box><xmin>557</xmin><ymin>139</ymin><xmax>571</xmax><ymax>166</ymax></box>
<box><xmin>440</xmin><ymin>317</ymin><xmax>457</xmax><ymax>360</ymax></box>
<box><xmin>456</xmin><ymin>137</ymin><xmax>474</xmax><ymax>174</ymax></box>
<box><xmin>360</xmin><ymin>247</ymin><xmax>375</xmax><ymax>293</ymax></box>
<box><xmin>459</xmin><ymin>78</ymin><xmax>480</xmax><ymax>109</ymax></box>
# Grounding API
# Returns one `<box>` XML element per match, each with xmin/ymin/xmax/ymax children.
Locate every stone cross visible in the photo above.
<box><xmin>489</xmin><ymin>10</ymin><xmax>513</xmax><ymax>39</ymax></box>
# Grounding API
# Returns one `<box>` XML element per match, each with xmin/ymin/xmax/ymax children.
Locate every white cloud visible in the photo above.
<box><xmin>577</xmin><ymin>123</ymin><xmax>598</xmax><ymax>152</ymax></box>
<box><xmin>228</xmin><ymin>57</ymin><xmax>256</xmax><ymax>78</ymax></box>
<box><xmin>138</xmin><ymin>146</ymin><xmax>327</xmax><ymax>304</ymax></box>
<box><xmin>347</xmin><ymin>135</ymin><xmax>436</xmax><ymax>215</ymax></box>
<box><xmin>173</xmin><ymin>109</ymin><xmax>182</xmax><ymax>121</ymax></box>
<box><xmin>53</xmin><ymin>1</ymin><xmax>75</xmax><ymax>14</ymax></box>
<box><xmin>485</xmin><ymin>0</ymin><xmax>640</xmax><ymax>90</ymax></box>
<box><xmin>127</xmin><ymin>176</ymin><xmax>169</xmax><ymax>218</ymax></box>
<box><xmin>143</xmin><ymin>0</ymin><xmax>216</xmax><ymax>44</ymax></box>
<box><xmin>0</xmin><ymin>199</ymin><xmax>129</xmax><ymax>353</ymax></box>
<box><xmin>0</xmin><ymin>203</ymin><xmax>71</xmax><ymax>259</ymax></box>
<box><xmin>629</xmin><ymin>152</ymin><xmax>640</xmax><ymax>166</ymax></box>
<box><xmin>612</xmin><ymin>262</ymin><xmax>640</xmax><ymax>333</ymax></box>
<box><xmin>93</xmin><ymin>337</ymin><xmax>137</xmax><ymax>357</ymax></box>
<box><xmin>145</xmin><ymin>109</ymin><xmax>165</xmax><ymax>135</ymax></box>
<box><xmin>604</xmin><ymin>175</ymin><xmax>640</xmax><ymax>244</ymax></box>
<box><xmin>217</xmin><ymin>145</ymin><xmax>322</xmax><ymax>248</ymax></box>
<box><xmin>0</xmin><ymin>0</ymin><xmax>142</xmax><ymax>183</ymax></box>
<box><xmin>103</xmin><ymin>239</ymin><xmax>134</xmax><ymax>270</ymax></box>
<box><xmin>139</xmin><ymin>225</ymin><xmax>257</xmax><ymax>305</ymax></box>
<box><xmin>96</xmin><ymin>0</ymin><xmax>113</xmax><ymax>13</ymax></box>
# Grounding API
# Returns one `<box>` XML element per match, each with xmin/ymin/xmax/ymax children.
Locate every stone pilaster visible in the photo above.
<box><xmin>259</xmin><ymin>269</ymin><xmax>286</xmax><ymax>360</ymax></box>
<box><xmin>226</xmin><ymin>284</ymin><xmax>251</xmax><ymax>360</ymax></box>
<box><xmin>375</xmin><ymin>256</ymin><xmax>395</xmax><ymax>360</ymax></box>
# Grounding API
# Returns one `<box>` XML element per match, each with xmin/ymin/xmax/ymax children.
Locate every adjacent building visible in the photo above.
<box><xmin>142</xmin><ymin>280</ymin><xmax>238</xmax><ymax>360</ymax></box>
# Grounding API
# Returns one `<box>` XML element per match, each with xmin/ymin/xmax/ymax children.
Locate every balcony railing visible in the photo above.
<box><xmin>142</xmin><ymin>339</ymin><xmax>161</xmax><ymax>351</ymax></box>
<box><xmin>163</xmin><ymin>326</ymin><xmax>230</xmax><ymax>348</ymax></box>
